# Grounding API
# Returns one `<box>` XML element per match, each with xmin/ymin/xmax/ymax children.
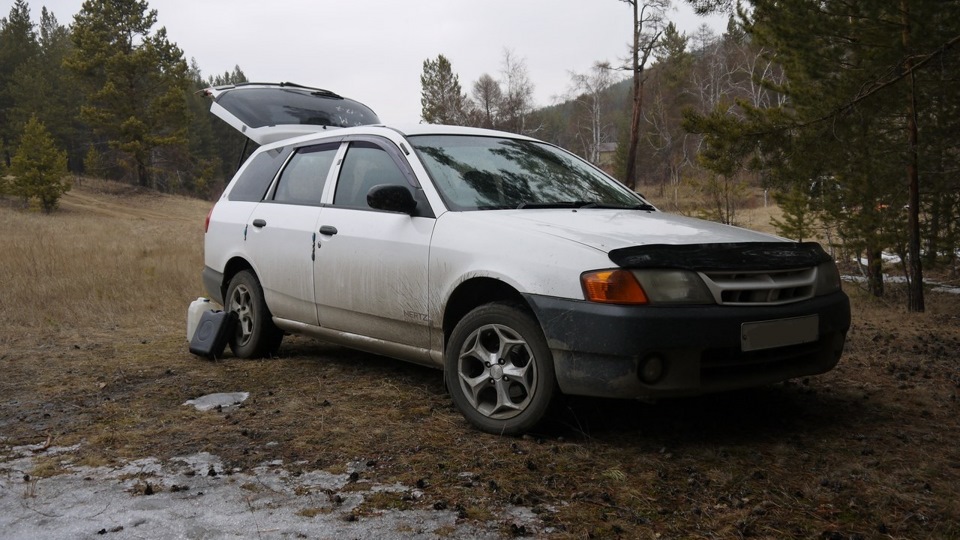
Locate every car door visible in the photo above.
<box><xmin>245</xmin><ymin>142</ymin><xmax>340</xmax><ymax>326</ymax></box>
<box><xmin>313</xmin><ymin>138</ymin><xmax>435</xmax><ymax>349</ymax></box>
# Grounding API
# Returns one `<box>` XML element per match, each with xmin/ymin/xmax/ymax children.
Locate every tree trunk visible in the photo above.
<box><xmin>867</xmin><ymin>247</ymin><xmax>885</xmax><ymax>298</ymax></box>
<box><xmin>901</xmin><ymin>0</ymin><xmax>924</xmax><ymax>312</ymax></box>
<box><xmin>137</xmin><ymin>160</ymin><xmax>149</xmax><ymax>188</ymax></box>
<box><xmin>624</xmin><ymin>0</ymin><xmax>641</xmax><ymax>191</ymax></box>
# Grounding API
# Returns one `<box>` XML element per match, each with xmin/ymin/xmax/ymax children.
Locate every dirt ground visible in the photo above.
<box><xmin>1</xmin><ymin>181</ymin><xmax>959</xmax><ymax>539</ymax></box>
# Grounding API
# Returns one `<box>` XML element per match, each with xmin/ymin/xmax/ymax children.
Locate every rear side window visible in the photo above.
<box><xmin>227</xmin><ymin>147</ymin><xmax>291</xmax><ymax>202</ymax></box>
<box><xmin>272</xmin><ymin>144</ymin><xmax>338</xmax><ymax>205</ymax></box>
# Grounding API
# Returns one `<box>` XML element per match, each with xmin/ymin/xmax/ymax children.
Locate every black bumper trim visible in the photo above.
<box><xmin>524</xmin><ymin>291</ymin><xmax>850</xmax><ymax>399</ymax></box>
<box><xmin>202</xmin><ymin>266</ymin><xmax>225</xmax><ymax>305</ymax></box>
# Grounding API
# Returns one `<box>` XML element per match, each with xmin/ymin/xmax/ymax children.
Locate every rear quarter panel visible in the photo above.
<box><xmin>204</xmin><ymin>200</ymin><xmax>259</xmax><ymax>280</ymax></box>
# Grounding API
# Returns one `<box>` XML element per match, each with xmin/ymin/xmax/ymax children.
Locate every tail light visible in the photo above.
<box><xmin>204</xmin><ymin>206</ymin><xmax>214</xmax><ymax>233</ymax></box>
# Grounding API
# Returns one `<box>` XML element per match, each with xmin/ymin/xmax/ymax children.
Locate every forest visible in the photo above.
<box><xmin>1</xmin><ymin>0</ymin><xmax>958</xmax><ymax>311</ymax></box>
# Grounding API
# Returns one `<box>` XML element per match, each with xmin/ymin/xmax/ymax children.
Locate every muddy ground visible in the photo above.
<box><xmin>1</xmin><ymin>183</ymin><xmax>959</xmax><ymax>538</ymax></box>
<box><xmin>2</xmin><ymin>287</ymin><xmax>959</xmax><ymax>539</ymax></box>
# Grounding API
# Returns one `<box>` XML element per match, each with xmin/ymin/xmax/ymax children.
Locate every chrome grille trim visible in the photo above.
<box><xmin>699</xmin><ymin>267</ymin><xmax>817</xmax><ymax>306</ymax></box>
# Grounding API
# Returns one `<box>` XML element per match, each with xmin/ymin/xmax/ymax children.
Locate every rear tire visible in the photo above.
<box><xmin>445</xmin><ymin>303</ymin><xmax>557</xmax><ymax>435</ymax></box>
<box><xmin>225</xmin><ymin>270</ymin><xmax>282</xmax><ymax>358</ymax></box>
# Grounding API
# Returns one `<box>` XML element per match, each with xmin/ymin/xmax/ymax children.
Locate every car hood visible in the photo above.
<box><xmin>460</xmin><ymin>209</ymin><xmax>784</xmax><ymax>252</ymax></box>
<box><xmin>203</xmin><ymin>83</ymin><xmax>380</xmax><ymax>145</ymax></box>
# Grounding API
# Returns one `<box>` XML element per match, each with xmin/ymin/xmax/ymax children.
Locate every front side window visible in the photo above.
<box><xmin>272</xmin><ymin>144</ymin><xmax>338</xmax><ymax>205</ymax></box>
<box><xmin>333</xmin><ymin>142</ymin><xmax>410</xmax><ymax>209</ymax></box>
<box><xmin>410</xmin><ymin>135</ymin><xmax>646</xmax><ymax>211</ymax></box>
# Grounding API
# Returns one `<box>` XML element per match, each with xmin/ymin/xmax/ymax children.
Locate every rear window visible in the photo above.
<box><xmin>216</xmin><ymin>88</ymin><xmax>380</xmax><ymax>129</ymax></box>
<box><xmin>227</xmin><ymin>147</ymin><xmax>291</xmax><ymax>202</ymax></box>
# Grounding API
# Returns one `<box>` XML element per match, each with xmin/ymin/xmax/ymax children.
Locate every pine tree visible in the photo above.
<box><xmin>83</xmin><ymin>144</ymin><xmax>109</xmax><ymax>179</ymax></box>
<box><xmin>685</xmin><ymin>0</ymin><xmax>959</xmax><ymax>309</ymax></box>
<box><xmin>10</xmin><ymin>115</ymin><xmax>70</xmax><ymax>213</ymax></box>
<box><xmin>0</xmin><ymin>0</ymin><xmax>40</xmax><ymax>163</ymax></box>
<box><xmin>645</xmin><ymin>23</ymin><xmax>694</xmax><ymax>199</ymax></box>
<box><xmin>65</xmin><ymin>0</ymin><xmax>190</xmax><ymax>188</ymax></box>
<box><xmin>202</xmin><ymin>63</ymin><xmax>248</xmax><ymax>181</ymax></box>
<box><xmin>420</xmin><ymin>54</ymin><xmax>469</xmax><ymax>125</ymax></box>
<box><xmin>9</xmin><ymin>8</ymin><xmax>85</xmax><ymax>171</ymax></box>
<box><xmin>770</xmin><ymin>183</ymin><xmax>817</xmax><ymax>242</ymax></box>
<box><xmin>0</xmin><ymin>139</ymin><xmax>7</xmax><ymax>196</ymax></box>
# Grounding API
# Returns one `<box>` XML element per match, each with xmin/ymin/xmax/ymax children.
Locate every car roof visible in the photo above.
<box><xmin>388</xmin><ymin>124</ymin><xmax>537</xmax><ymax>140</ymax></box>
<box><xmin>248</xmin><ymin>124</ymin><xmax>540</xmax><ymax>156</ymax></box>
<box><xmin>202</xmin><ymin>82</ymin><xmax>381</xmax><ymax>145</ymax></box>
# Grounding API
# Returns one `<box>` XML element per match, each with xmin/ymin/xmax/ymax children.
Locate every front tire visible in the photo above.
<box><xmin>225</xmin><ymin>270</ymin><xmax>282</xmax><ymax>358</ymax></box>
<box><xmin>445</xmin><ymin>303</ymin><xmax>557</xmax><ymax>435</ymax></box>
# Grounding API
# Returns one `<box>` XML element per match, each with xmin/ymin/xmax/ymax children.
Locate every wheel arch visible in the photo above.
<box><xmin>441</xmin><ymin>277</ymin><xmax>536</xmax><ymax>349</ymax></box>
<box><xmin>221</xmin><ymin>257</ymin><xmax>255</xmax><ymax>300</ymax></box>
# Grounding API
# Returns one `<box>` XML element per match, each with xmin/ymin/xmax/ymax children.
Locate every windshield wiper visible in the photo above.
<box><xmin>516</xmin><ymin>201</ymin><xmax>581</xmax><ymax>209</ymax></box>
<box><xmin>517</xmin><ymin>201</ymin><xmax>656</xmax><ymax>211</ymax></box>
<box><xmin>579</xmin><ymin>201</ymin><xmax>657</xmax><ymax>211</ymax></box>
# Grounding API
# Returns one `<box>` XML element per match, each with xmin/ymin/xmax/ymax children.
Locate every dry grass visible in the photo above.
<box><xmin>1</xmin><ymin>180</ymin><xmax>959</xmax><ymax>538</ymax></box>
<box><xmin>646</xmin><ymin>185</ymin><xmax>786</xmax><ymax>237</ymax></box>
<box><xmin>0</xmin><ymin>177</ymin><xmax>208</xmax><ymax>334</ymax></box>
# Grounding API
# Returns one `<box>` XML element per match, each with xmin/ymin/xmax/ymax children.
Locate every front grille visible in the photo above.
<box><xmin>700</xmin><ymin>267</ymin><xmax>816</xmax><ymax>306</ymax></box>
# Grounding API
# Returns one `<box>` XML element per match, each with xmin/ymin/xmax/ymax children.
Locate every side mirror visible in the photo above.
<box><xmin>367</xmin><ymin>184</ymin><xmax>418</xmax><ymax>214</ymax></box>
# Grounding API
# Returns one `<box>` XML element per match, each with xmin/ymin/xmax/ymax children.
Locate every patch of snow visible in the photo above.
<box><xmin>842</xmin><ymin>274</ymin><xmax>960</xmax><ymax>295</ymax></box>
<box><xmin>0</xmin><ymin>446</ymin><xmax>540</xmax><ymax>540</ymax></box>
<box><xmin>183</xmin><ymin>392</ymin><xmax>249</xmax><ymax>411</ymax></box>
<box><xmin>932</xmin><ymin>286</ymin><xmax>960</xmax><ymax>295</ymax></box>
<box><xmin>855</xmin><ymin>252</ymin><xmax>902</xmax><ymax>266</ymax></box>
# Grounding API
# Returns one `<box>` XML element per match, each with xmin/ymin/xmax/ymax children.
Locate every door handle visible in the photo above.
<box><xmin>319</xmin><ymin>225</ymin><xmax>338</xmax><ymax>236</ymax></box>
<box><xmin>252</xmin><ymin>218</ymin><xmax>267</xmax><ymax>228</ymax></box>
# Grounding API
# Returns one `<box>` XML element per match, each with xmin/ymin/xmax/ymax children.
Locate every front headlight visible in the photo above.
<box><xmin>581</xmin><ymin>269</ymin><xmax>649</xmax><ymax>304</ymax></box>
<box><xmin>814</xmin><ymin>261</ymin><xmax>842</xmax><ymax>295</ymax></box>
<box><xmin>581</xmin><ymin>269</ymin><xmax>714</xmax><ymax>305</ymax></box>
<box><xmin>632</xmin><ymin>269</ymin><xmax>715</xmax><ymax>304</ymax></box>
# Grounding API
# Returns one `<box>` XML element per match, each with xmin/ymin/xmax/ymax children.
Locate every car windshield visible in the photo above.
<box><xmin>409</xmin><ymin>135</ymin><xmax>650</xmax><ymax>211</ymax></box>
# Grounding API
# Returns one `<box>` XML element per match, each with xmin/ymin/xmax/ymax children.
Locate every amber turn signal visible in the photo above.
<box><xmin>581</xmin><ymin>270</ymin><xmax>649</xmax><ymax>304</ymax></box>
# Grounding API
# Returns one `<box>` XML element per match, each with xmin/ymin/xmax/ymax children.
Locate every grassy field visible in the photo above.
<box><xmin>1</xmin><ymin>180</ymin><xmax>958</xmax><ymax>538</ymax></box>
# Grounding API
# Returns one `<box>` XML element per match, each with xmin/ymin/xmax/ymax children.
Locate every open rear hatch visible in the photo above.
<box><xmin>203</xmin><ymin>82</ymin><xmax>381</xmax><ymax>146</ymax></box>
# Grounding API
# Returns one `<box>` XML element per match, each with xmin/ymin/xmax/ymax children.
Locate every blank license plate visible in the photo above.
<box><xmin>741</xmin><ymin>315</ymin><xmax>819</xmax><ymax>352</ymax></box>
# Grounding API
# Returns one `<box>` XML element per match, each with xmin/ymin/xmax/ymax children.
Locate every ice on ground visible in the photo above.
<box><xmin>856</xmin><ymin>252</ymin><xmax>902</xmax><ymax>266</ymax></box>
<box><xmin>842</xmin><ymin>274</ymin><xmax>960</xmax><ymax>294</ymax></box>
<box><xmin>0</xmin><ymin>446</ymin><xmax>541</xmax><ymax>540</ymax></box>
<box><xmin>932</xmin><ymin>286</ymin><xmax>960</xmax><ymax>295</ymax></box>
<box><xmin>183</xmin><ymin>392</ymin><xmax>249</xmax><ymax>411</ymax></box>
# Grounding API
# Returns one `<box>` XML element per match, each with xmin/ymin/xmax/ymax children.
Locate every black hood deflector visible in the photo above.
<box><xmin>608</xmin><ymin>242</ymin><xmax>833</xmax><ymax>271</ymax></box>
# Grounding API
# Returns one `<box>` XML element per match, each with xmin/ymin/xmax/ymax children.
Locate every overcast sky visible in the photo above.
<box><xmin>24</xmin><ymin>0</ymin><xmax>727</xmax><ymax>124</ymax></box>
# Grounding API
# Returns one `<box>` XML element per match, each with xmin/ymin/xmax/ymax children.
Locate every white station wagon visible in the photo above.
<box><xmin>201</xmin><ymin>83</ymin><xmax>850</xmax><ymax>434</ymax></box>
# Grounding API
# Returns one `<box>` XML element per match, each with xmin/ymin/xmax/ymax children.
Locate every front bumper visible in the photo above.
<box><xmin>524</xmin><ymin>291</ymin><xmax>850</xmax><ymax>399</ymax></box>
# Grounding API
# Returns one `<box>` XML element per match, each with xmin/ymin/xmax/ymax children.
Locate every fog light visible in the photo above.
<box><xmin>639</xmin><ymin>355</ymin><xmax>665</xmax><ymax>384</ymax></box>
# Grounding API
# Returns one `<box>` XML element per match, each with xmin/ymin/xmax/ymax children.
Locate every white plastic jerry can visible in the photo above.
<box><xmin>187</xmin><ymin>297</ymin><xmax>218</xmax><ymax>342</ymax></box>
